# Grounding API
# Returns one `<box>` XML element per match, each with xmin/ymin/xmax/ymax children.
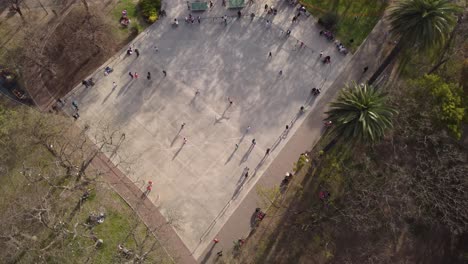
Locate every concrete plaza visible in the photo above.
<box><xmin>66</xmin><ymin>2</ymin><xmax>350</xmax><ymax>259</ymax></box>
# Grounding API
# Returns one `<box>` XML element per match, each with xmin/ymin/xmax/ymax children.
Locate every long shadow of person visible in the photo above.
<box><xmin>172</xmin><ymin>141</ymin><xmax>185</xmax><ymax>160</ymax></box>
<box><xmin>225</xmin><ymin>145</ymin><xmax>238</xmax><ymax>164</ymax></box>
<box><xmin>200</xmin><ymin>242</ymin><xmax>217</xmax><ymax>264</ymax></box>
<box><xmin>239</xmin><ymin>143</ymin><xmax>255</xmax><ymax>164</ymax></box>
<box><xmin>170</xmin><ymin>127</ymin><xmax>184</xmax><ymax>147</ymax></box>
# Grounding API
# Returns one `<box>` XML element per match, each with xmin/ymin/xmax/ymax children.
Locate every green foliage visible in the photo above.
<box><xmin>301</xmin><ymin>0</ymin><xmax>387</xmax><ymax>51</ymax></box>
<box><xmin>388</xmin><ymin>0</ymin><xmax>460</xmax><ymax>52</ymax></box>
<box><xmin>318</xmin><ymin>12</ymin><xmax>339</xmax><ymax>30</ymax></box>
<box><xmin>409</xmin><ymin>74</ymin><xmax>465</xmax><ymax>138</ymax></box>
<box><xmin>325</xmin><ymin>83</ymin><xmax>398</xmax><ymax>144</ymax></box>
<box><xmin>293</xmin><ymin>154</ymin><xmax>310</xmax><ymax>173</ymax></box>
<box><xmin>139</xmin><ymin>0</ymin><xmax>161</xmax><ymax>24</ymax></box>
<box><xmin>461</xmin><ymin>59</ymin><xmax>468</xmax><ymax>92</ymax></box>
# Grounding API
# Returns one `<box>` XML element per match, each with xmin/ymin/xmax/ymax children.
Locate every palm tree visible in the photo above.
<box><xmin>325</xmin><ymin>83</ymin><xmax>397</xmax><ymax>144</ymax></box>
<box><xmin>368</xmin><ymin>0</ymin><xmax>460</xmax><ymax>85</ymax></box>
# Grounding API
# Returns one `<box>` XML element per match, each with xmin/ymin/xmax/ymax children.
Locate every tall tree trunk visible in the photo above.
<box><xmin>37</xmin><ymin>0</ymin><xmax>48</xmax><ymax>15</ymax></box>
<box><xmin>427</xmin><ymin>15</ymin><xmax>462</xmax><ymax>75</ymax></box>
<box><xmin>368</xmin><ymin>40</ymin><xmax>404</xmax><ymax>86</ymax></box>
<box><xmin>81</xmin><ymin>0</ymin><xmax>89</xmax><ymax>12</ymax></box>
<box><xmin>427</xmin><ymin>58</ymin><xmax>449</xmax><ymax>74</ymax></box>
<box><xmin>12</xmin><ymin>4</ymin><xmax>25</xmax><ymax>21</ymax></box>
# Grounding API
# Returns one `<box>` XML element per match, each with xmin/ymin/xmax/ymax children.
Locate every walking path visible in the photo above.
<box><xmin>61</xmin><ymin>0</ymin><xmax>391</xmax><ymax>263</ymax></box>
<box><xmin>197</xmin><ymin>5</ymin><xmax>392</xmax><ymax>264</ymax></box>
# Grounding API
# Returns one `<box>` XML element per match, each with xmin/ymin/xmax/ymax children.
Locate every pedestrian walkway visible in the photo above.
<box><xmin>59</xmin><ymin>0</ymin><xmax>388</xmax><ymax>263</ymax></box>
<box><xmin>198</xmin><ymin>13</ymin><xmax>392</xmax><ymax>264</ymax></box>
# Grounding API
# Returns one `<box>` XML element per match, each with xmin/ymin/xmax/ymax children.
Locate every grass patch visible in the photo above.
<box><xmin>111</xmin><ymin>0</ymin><xmax>149</xmax><ymax>39</ymax></box>
<box><xmin>300</xmin><ymin>0</ymin><xmax>387</xmax><ymax>51</ymax></box>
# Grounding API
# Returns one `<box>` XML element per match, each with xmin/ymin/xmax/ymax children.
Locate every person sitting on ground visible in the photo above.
<box><xmin>127</xmin><ymin>47</ymin><xmax>133</xmax><ymax>55</ymax></box>
<box><xmin>104</xmin><ymin>66</ymin><xmax>113</xmax><ymax>75</ymax></box>
<box><xmin>255</xmin><ymin>208</ymin><xmax>266</xmax><ymax>220</ymax></box>
<box><xmin>173</xmin><ymin>18</ymin><xmax>179</xmax><ymax>25</ymax></box>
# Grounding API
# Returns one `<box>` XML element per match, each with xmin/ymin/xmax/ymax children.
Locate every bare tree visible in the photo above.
<box><xmin>0</xmin><ymin>108</ymin><xmax>140</xmax><ymax>262</ymax></box>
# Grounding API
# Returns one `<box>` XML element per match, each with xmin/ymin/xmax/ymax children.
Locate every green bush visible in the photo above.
<box><xmin>139</xmin><ymin>0</ymin><xmax>161</xmax><ymax>24</ymax></box>
<box><xmin>409</xmin><ymin>74</ymin><xmax>466</xmax><ymax>139</ymax></box>
<box><xmin>318</xmin><ymin>12</ymin><xmax>339</xmax><ymax>30</ymax></box>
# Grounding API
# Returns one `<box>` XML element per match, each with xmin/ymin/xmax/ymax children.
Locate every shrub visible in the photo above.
<box><xmin>139</xmin><ymin>0</ymin><xmax>161</xmax><ymax>24</ymax></box>
<box><xmin>318</xmin><ymin>12</ymin><xmax>339</xmax><ymax>30</ymax></box>
<box><xmin>409</xmin><ymin>74</ymin><xmax>466</xmax><ymax>138</ymax></box>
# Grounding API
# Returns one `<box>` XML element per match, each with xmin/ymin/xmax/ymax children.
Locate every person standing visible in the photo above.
<box><xmin>134</xmin><ymin>72</ymin><xmax>139</xmax><ymax>79</ymax></box>
<box><xmin>147</xmin><ymin>72</ymin><xmax>151</xmax><ymax>80</ymax></box>
<box><xmin>129</xmin><ymin>72</ymin><xmax>134</xmax><ymax>79</ymax></box>
<box><xmin>112</xmin><ymin>81</ymin><xmax>117</xmax><ymax>90</ymax></box>
<box><xmin>163</xmin><ymin>70</ymin><xmax>167</xmax><ymax>77</ymax></box>
<box><xmin>268</xmin><ymin>51</ymin><xmax>272</xmax><ymax>58</ymax></box>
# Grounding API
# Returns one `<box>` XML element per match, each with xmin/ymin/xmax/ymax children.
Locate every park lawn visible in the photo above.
<box><xmin>0</xmin><ymin>105</ymin><xmax>172</xmax><ymax>263</ymax></box>
<box><xmin>300</xmin><ymin>0</ymin><xmax>387</xmax><ymax>51</ymax></box>
<box><xmin>111</xmin><ymin>0</ymin><xmax>149</xmax><ymax>41</ymax></box>
<box><xmin>68</xmin><ymin>186</ymin><xmax>173</xmax><ymax>264</ymax></box>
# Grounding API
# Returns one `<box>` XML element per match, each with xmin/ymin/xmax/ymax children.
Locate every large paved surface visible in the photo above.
<box><xmin>65</xmin><ymin>0</ymin><xmax>350</xmax><ymax>260</ymax></box>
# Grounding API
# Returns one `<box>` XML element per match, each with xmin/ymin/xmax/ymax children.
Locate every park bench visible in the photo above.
<box><xmin>191</xmin><ymin>1</ymin><xmax>208</xmax><ymax>11</ymax></box>
<box><xmin>228</xmin><ymin>0</ymin><xmax>245</xmax><ymax>9</ymax></box>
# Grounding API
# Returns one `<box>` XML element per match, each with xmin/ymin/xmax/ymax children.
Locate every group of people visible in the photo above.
<box><xmin>119</xmin><ymin>9</ymin><xmax>131</xmax><ymax>27</ymax></box>
<box><xmin>311</xmin><ymin>87</ymin><xmax>321</xmax><ymax>96</ymax></box>
<box><xmin>335</xmin><ymin>41</ymin><xmax>348</xmax><ymax>54</ymax></box>
<box><xmin>265</xmin><ymin>4</ymin><xmax>278</xmax><ymax>15</ymax></box>
<box><xmin>185</xmin><ymin>14</ymin><xmax>199</xmax><ymax>24</ymax></box>
<box><xmin>319</xmin><ymin>30</ymin><xmax>334</xmax><ymax>41</ymax></box>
